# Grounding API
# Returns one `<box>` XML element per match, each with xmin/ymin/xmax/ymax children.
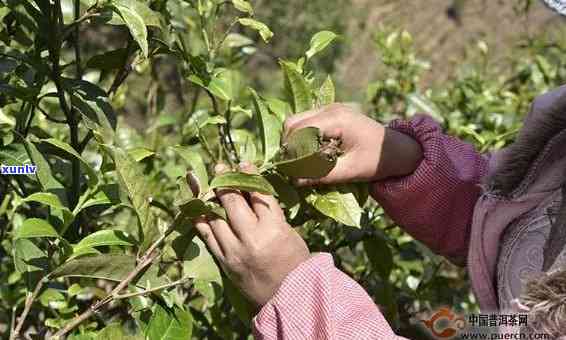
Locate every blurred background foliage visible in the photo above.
<box><xmin>1</xmin><ymin>0</ymin><xmax>566</xmax><ymax>339</ymax></box>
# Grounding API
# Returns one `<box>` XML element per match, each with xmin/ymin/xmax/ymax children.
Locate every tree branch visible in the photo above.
<box><xmin>113</xmin><ymin>278</ymin><xmax>190</xmax><ymax>300</ymax></box>
<box><xmin>78</xmin><ymin>131</ymin><xmax>94</xmax><ymax>154</ymax></box>
<box><xmin>51</xmin><ymin>226</ymin><xmax>183</xmax><ymax>339</ymax></box>
<box><xmin>10</xmin><ymin>276</ymin><xmax>48</xmax><ymax>340</ymax></box>
<box><xmin>224</xmin><ymin>101</ymin><xmax>240</xmax><ymax>163</ymax></box>
<box><xmin>73</xmin><ymin>0</ymin><xmax>83</xmax><ymax>79</ymax></box>
<box><xmin>37</xmin><ymin>105</ymin><xmax>67</xmax><ymax>124</ymax></box>
<box><xmin>205</xmin><ymin>90</ymin><xmax>237</xmax><ymax>166</ymax></box>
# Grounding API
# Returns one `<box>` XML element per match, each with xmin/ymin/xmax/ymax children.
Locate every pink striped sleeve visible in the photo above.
<box><xmin>252</xmin><ymin>253</ymin><xmax>407</xmax><ymax>340</ymax></box>
<box><xmin>371</xmin><ymin>114</ymin><xmax>489</xmax><ymax>264</ymax></box>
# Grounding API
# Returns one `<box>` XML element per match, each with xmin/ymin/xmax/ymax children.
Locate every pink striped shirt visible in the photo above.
<box><xmin>253</xmin><ymin>115</ymin><xmax>489</xmax><ymax>339</ymax></box>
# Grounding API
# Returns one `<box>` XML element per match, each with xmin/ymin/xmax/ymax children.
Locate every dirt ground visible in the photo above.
<box><xmin>336</xmin><ymin>0</ymin><xmax>565</xmax><ymax>96</ymax></box>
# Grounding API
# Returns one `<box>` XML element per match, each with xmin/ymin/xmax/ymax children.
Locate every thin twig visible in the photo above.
<box><xmin>61</xmin><ymin>12</ymin><xmax>101</xmax><ymax>40</ymax></box>
<box><xmin>224</xmin><ymin>100</ymin><xmax>240</xmax><ymax>163</ymax></box>
<box><xmin>205</xmin><ymin>90</ymin><xmax>236</xmax><ymax>166</ymax></box>
<box><xmin>78</xmin><ymin>131</ymin><xmax>94</xmax><ymax>154</ymax></box>
<box><xmin>73</xmin><ymin>0</ymin><xmax>83</xmax><ymax>79</ymax></box>
<box><xmin>51</xmin><ymin>227</ymin><xmax>180</xmax><ymax>339</ymax></box>
<box><xmin>37</xmin><ymin>106</ymin><xmax>67</xmax><ymax>124</ymax></box>
<box><xmin>113</xmin><ymin>278</ymin><xmax>190</xmax><ymax>300</ymax></box>
<box><xmin>23</xmin><ymin>104</ymin><xmax>36</xmax><ymax>136</ymax></box>
<box><xmin>10</xmin><ymin>306</ymin><xmax>16</xmax><ymax>338</ymax></box>
<box><xmin>10</xmin><ymin>276</ymin><xmax>48</xmax><ymax>340</ymax></box>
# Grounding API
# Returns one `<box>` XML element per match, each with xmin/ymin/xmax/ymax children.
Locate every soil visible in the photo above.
<box><xmin>336</xmin><ymin>0</ymin><xmax>566</xmax><ymax>97</ymax></box>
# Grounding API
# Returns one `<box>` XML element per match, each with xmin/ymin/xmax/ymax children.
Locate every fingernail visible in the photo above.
<box><xmin>214</xmin><ymin>163</ymin><xmax>229</xmax><ymax>175</ymax></box>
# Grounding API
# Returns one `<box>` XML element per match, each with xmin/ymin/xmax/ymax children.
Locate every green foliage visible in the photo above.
<box><xmin>0</xmin><ymin>0</ymin><xmax>362</xmax><ymax>338</ymax></box>
<box><xmin>0</xmin><ymin>0</ymin><xmax>565</xmax><ymax>339</ymax></box>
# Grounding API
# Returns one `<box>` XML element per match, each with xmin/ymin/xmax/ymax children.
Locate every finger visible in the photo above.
<box><xmin>238</xmin><ymin>162</ymin><xmax>284</xmax><ymax>220</ymax></box>
<box><xmin>284</xmin><ymin>105</ymin><xmax>344</xmax><ymax>140</ymax></box>
<box><xmin>208</xmin><ymin>217</ymin><xmax>241</xmax><ymax>254</ymax></box>
<box><xmin>194</xmin><ymin>217</ymin><xmax>224</xmax><ymax>260</ymax></box>
<box><xmin>283</xmin><ymin>108</ymin><xmax>319</xmax><ymax>136</ymax></box>
<box><xmin>214</xmin><ymin>164</ymin><xmax>258</xmax><ymax>233</ymax></box>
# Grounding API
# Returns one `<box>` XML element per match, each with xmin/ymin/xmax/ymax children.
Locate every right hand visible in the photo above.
<box><xmin>283</xmin><ymin>103</ymin><xmax>423</xmax><ymax>186</ymax></box>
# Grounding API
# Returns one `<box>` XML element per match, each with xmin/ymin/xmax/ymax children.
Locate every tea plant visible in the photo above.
<box><xmin>0</xmin><ymin>0</ymin><xmax>371</xmax><ymax>338</ymax></box>
<box><xmin>1</xmin><ymin>0</ymin><xmax>566</xmax><ymax>339</ymax></box>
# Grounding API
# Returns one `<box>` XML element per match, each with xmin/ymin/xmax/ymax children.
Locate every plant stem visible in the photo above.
<box><xmin>23</xmin><ymin>104</ymin><xmax>36</xmax><ymax>136</ymax></box>
<box><xmin>113</xmin><ymin>278</ymin><xmax>190</xmax><ymax>300</ymax></box>
<box><xmin>10</xmin><ymin>276</ymin><xmax>48</xmax><ymax>340</ymax></box>
<box><xmin>205</xmin><ymin>90</ymin><xmax>236</xmax><ymax>166</ymax></box>
<box><xmin>224</xmin><ymin>101</ymin><xmax>240</xmax><ymax>163</ymax></box>
<box><xmin>51</xmin><ymin>226</ymin><xmax>181</xmax><ymax>339</ymax></box>
<box><xmin>73</xmin><ymin>0</ymin><xmax>83</xmax><ymax>79</ymax></box>
<box><xmin>37</xmin><ymin>105</ymin><xmax>67</xmax><ymax>124</ymax></box>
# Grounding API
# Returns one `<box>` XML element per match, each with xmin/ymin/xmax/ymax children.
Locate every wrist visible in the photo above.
<box><xmin>377</xmin><ymin>127</ymin><xmax>423</xmax><ymax>179</ymax></box>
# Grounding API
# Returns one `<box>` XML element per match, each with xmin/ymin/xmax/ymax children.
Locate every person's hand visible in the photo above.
<box><xmin>283</xmin><ymin>103</ymin><xmax>423</xmax><ymax>185</ymax></box>
<box><xmin>194</xmin><ymin>163</ymin><xmax>310</xmax><ymax>308</ymax></box>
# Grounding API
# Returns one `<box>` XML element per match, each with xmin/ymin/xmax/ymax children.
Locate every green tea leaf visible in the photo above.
<box><xmin>23</xmin><ymin>139</ymin><xmax>68</xmax><ymax>205</ymax></box>
<box><xmin>274</xmin><ymin>127</ymin><xmax>337</xmax><ymax>178</ymax></box>
<box><xmin>53</xmin><ymin>254</ymin><xmax>169</xmax><ymax>289</ymax></box>
<box><xmin>114</xmin><ymin>0</ymin><xmax>161</xmax><ymax>27</ymax></box>
<box><xmin>199</xmin><ymin>116</ymin><xmax>227</xmax><ymax>129</ymax></box>
<box><xmin>113</xmin><ymin>5</ymin><xmax>149</xmax><ymax>58</ymax></box>
<box><xmin>264</xmin><ymin>97</ymin><xmax>291</xmax><ymax>122</ymax></box>
<box><xmin>146</xmin><ymin>304</ymin><xmax>193</xmax><ymax>340</ymax></box>
<box><xmin>231</xmin><ymin>0</ymin><xmax>254</xmax><ymax>15</ymax></box>
<box><xmin>95</xmin><ymin>323</ymin><xmax>141</xmax><ymax>340</ymax></box>
<box><xmin>173</xmin><ymin>147</ymin><xmax>209</xmax><ymax>193</ymax></box>
<box><xmin>76</xmin><ymin>184</ymin><xmax>121</xmax><ymax>212</ymax></box>
<box><xmin>406</xmin><ymin>93</ymin><xmax>444</xmax><ymax>124</ymax></box>
<box><xmin>22</xmin><ymin>192</ymin><xmax>68</xmax><ymax>211</ymax></box>
<box><xmin>223</xmin><ymin>274</ymin><xmax>255</xmax><ymax>324</ymax></box>
<box><xmin>42</xmin><ymin>138</ymin><xmax>98</xmax><ymax>186</ymax></box>
<box><xmin>13</xmin><ymin>239</ymin><xmax>48</xmax><ymax>274</ymax></box>
<box><xmin>63</xmin><ymin>78</ymin><xmax>117</xmax><ymax>144</ymax></box>
<box><xmin>210</xmin><ymin>172</ymin><xmax>276</xmax><ymax>195</ymax></box>
<box><xmin>249</xmin><ymin>88</ymin><xmax>281</xmax><ymax>164</ymax></box>
<box><xmin>67</xmin><ymin>246</ymin><xmax>101</xmax><ymax>261</ymax></box>
<box><xmin>0</xmin><ymin>143</ymin><xmax>30</xmax><ymax>167</ymax></box>
<box><xmin>73</xmin><ymin>230</ymin><xmax>136</xmax><ymax>255</ymax></box>
<box><xmin>306</xmin><ymin>189</ymin><xmax>362</xmax><ymax>228</ymax></box>
<box><xmin>127</xmin><ymin>147</ymin><xmax>155</xmax><ymax>162</ymax></box>
<box><xmin>181</xmin><ymin>238</ymin><xmax>222</xmax><ymax>284</ymax></box>
<box><xmin>15</xmin><ymin>218</ymin><xmax>59</xmax><ymax>239</ymax></box>
<box><xmin>238</xmin><ymin>18</ymin><xmax>273</xmax><ymax>43</ymax></box>
<box><xmin>174</xmin><ymin>177</ymin><xmax>195</xmax><ymax>207</ymax></box>
<box><xmin>306</xmin><ymin>31</ymin><xmax>338</xmax><ymax>60</ymax></box>
<box><xmin>265</xmin><ymin>173</ymin><xmax>300</xmax><ymax>219</ymax></box>
<box><xmin>86</xmin><ymin>48</ymin><xmax>128</xmax><ymax>71</ymax></box>
<box><xmin>104</xmin><ymin>146</ymin><xmax>153</xmax><ymax>243</ymax></box>
<box><xmin>39</xmin><ymin>288</ymin><xmax>66</xmax><ymax>309</ymax></box>
<box><xmin>364</xmin><ymin>236</ymin><xmax>393</xmax><ymax>279</ymax></box>
<box><xmin>21</xmin><ymin>192</ymin><xmax>74</xmax><ymax>227</ymax></box>
<box><xmin>280</xmin><ymin>61</ymin><xmax>313</xmax><ymax>113</ymax></box>
<box><xmin>231</xmin><ymin>129</ymin><xmax>258</xmax><ymax>163</ymax></box>
<box><xmin>318</xmin><ymin>75</ymin><xmax>335</xmax><ymax>106</ymax></box>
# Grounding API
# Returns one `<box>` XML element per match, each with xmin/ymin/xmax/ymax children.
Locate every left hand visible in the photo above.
<box><xmin>194</xmin><ymin>162</ymin><xmax>310</xmax><ymax>308</ymax></box>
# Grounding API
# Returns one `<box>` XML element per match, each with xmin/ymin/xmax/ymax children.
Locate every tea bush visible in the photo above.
<box><xmin>0</xmin><ymin>0</ymin><xmax>565</xmax><ymax>339</ymax></box>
